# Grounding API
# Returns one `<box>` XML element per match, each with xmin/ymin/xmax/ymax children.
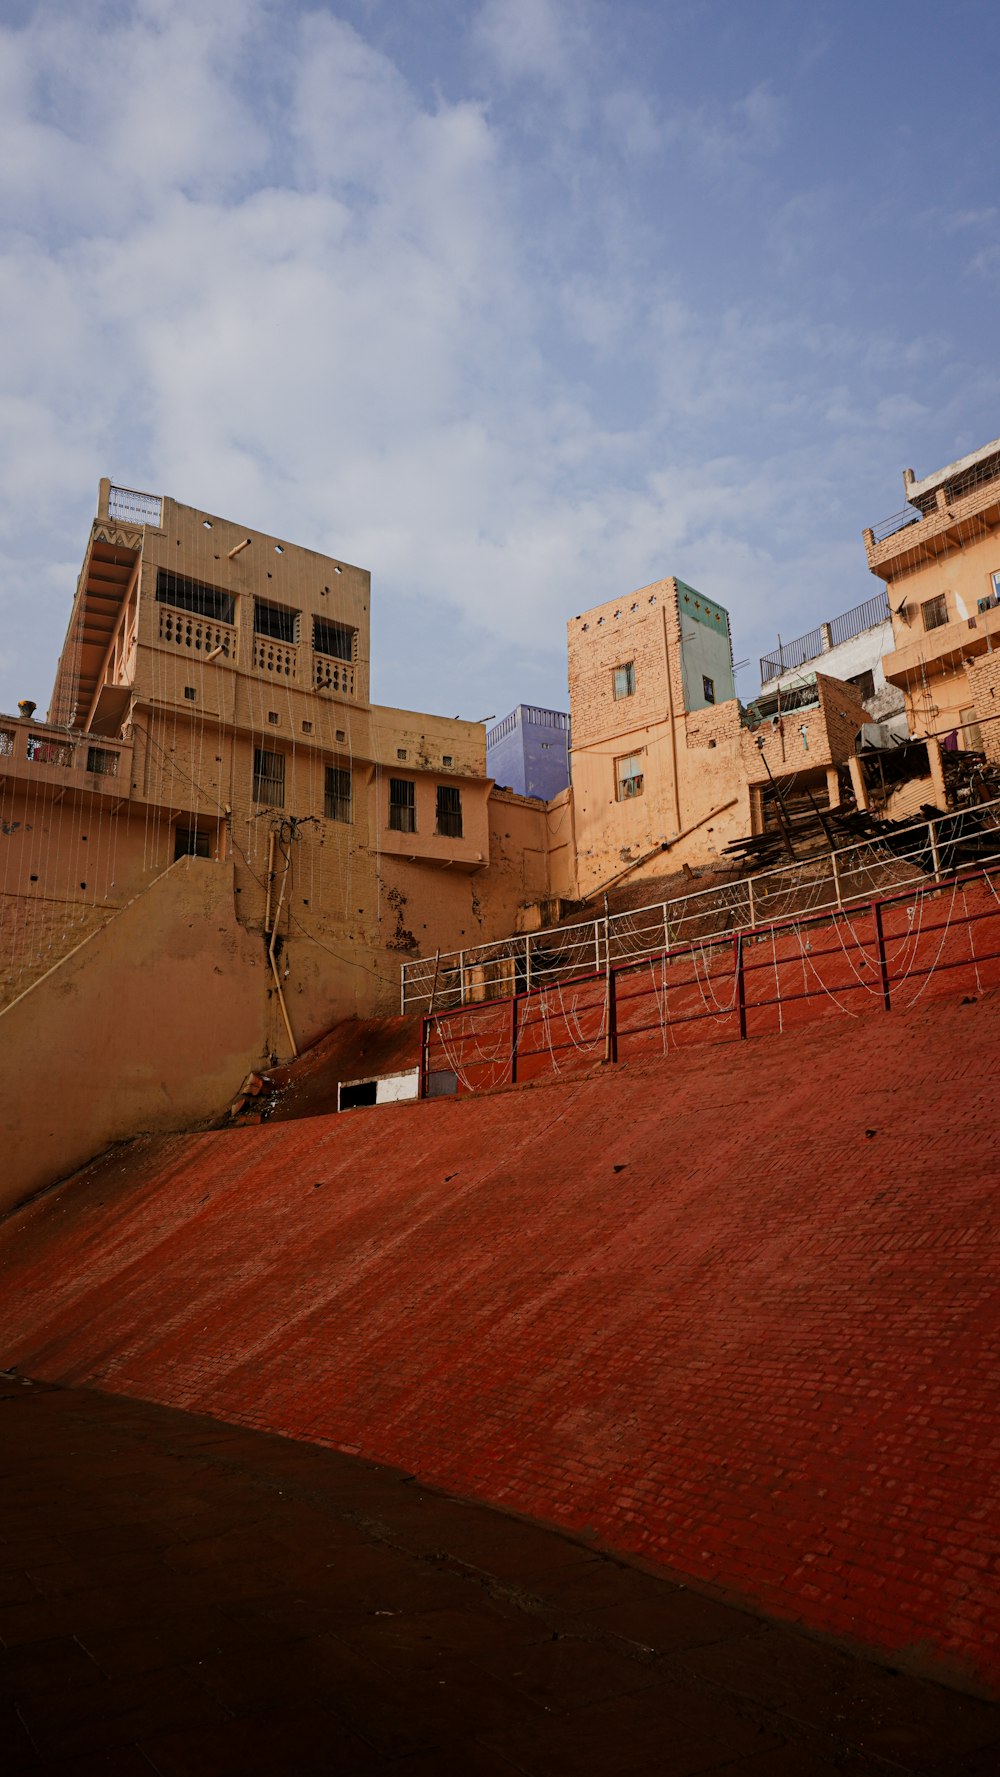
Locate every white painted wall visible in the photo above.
<box><xmin>761</xmin><ymin>620</ymin><xmax>903</xmax><ymax>718</ymax></box>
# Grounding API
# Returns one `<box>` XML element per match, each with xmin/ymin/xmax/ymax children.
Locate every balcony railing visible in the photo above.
<box><xmin>253</xmin><ymin>636</ymin><xmax>297</xmax><ymax>679</ymax></box>
<box><xmin>158</xmin><ymin>606</ymin><xmax>236</xmax><ymax>659</ymax></box>
<box><xmin>313</xmin><ymin>654</ymin><xmax>355</xmax><ymax>696</ymax></box>
<box><xmin>108</xmin><ymin>484</ymin><xmax>162</xmax><ymax>527</ymax></box>
<box><xmin>0</xmin><ymin>720</ymin><xmax>131</xmax><ymax>786</ymax></box>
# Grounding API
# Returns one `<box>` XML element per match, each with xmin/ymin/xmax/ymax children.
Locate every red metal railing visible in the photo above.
<box><xmin>420</xmin><ymin>864</ymin><xmax>1000</xmax><ymax>1097</ymax></box>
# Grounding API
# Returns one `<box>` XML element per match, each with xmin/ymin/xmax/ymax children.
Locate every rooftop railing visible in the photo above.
<box><xmin>107</xmin><ymin>484</ymin><xmax>163</xmax><ymax>527</ymax></box>
<box><xmin>760</xmin><ymin>591</ymin><xmax>892</xmax><ymax>685</ymax></box>
<box><xmin>870</xmin><ymin>505</ymin><xmax>922</xmax><ymax>543</ymax></box>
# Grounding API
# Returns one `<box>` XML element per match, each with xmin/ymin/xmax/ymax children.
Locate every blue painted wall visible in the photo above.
<box><xmin>486</xmin><ymin>705</ymin><xmax>571</xmax><ymax>800</ymax></box>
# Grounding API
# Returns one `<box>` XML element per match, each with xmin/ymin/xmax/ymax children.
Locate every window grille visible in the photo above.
<box><xmin>156</xmin><ymin>570</ymin><xmax>235</xmax><ymax>626</ymax></box>
<box><xmin>253</xmin><ymin>747</ymin><xmax>285</xmax><ymax>806</ymax></box>
<box><xmin>613</xmin><ymin>662</ymin><xmax>636</xmax><ymax>699</ymax></box>
<box><xmin>436</xmin><ymin>784</ymin><xmax>463</xmax><ymax>838</ymax></box>
<box><xmin>922</xmin><ymin>594</ymin><xmax>949</xmax><ymax>632</ymax></box>
<box><xmin>325</xmin><ymin>766</ymin><xmax>352</xmax><ymax>823</ymax></box>
<box><xmin>313</xmin><ymin>617</ymin><xmax>354</xmax><ymax>661</ymax></box>
<box><xmin>86</xmin><ymin>747</ymin><xmax>119</xmax><ymax>777</ymax></box>
<box><xmin>389</xmin><ymin>777</ymin><xmax>416</xmax><ymax>832</ymax></box>
<box><xmin>615</xmin><ymin>753</ymin><xmax>644</xmax><ymax>800</ymax></box>
<box><xmin>254</xmin><ymin>599</ymin><xmax>298</xmax><ymax>643</ymax></box>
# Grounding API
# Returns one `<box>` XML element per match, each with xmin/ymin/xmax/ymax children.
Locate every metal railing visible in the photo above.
<box><xmin>760</xmin><ymin>627</ymin><xmax>824</xmax><ymax>682</ymax></box>
<box><xmin>108</xmin><ymin>484</ymin><xmax>163</xmax><ymax>527</ymax></box>
<box><xmin>870</xmin><ymin>506</ymin><xmax>922</xmax><ymax>543</ymax></box>
<box><xmin>828</xmin><ymin>590</ymin><xmax>890</xmax><ymax>647</ymax></box>
<box><xmin>760</xmin><ymin>592</ymin><xmax>892</xmax><ymax>684</ymax></box>
<box><xmin>400</xmin><ymin>796</ymin><xmax>1000</xmax><ymax>1015</ymax></box>
<box><xmin>421</xmin><ymin>863</ymin><xmax>1000</xmax><ymax>1097</ymax></box>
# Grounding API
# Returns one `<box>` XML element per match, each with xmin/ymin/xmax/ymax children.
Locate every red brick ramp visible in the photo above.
<box><xmin>1</xmin><ymin>991</ymin><xmax>998</xmax><ymax>1698</ymax></box>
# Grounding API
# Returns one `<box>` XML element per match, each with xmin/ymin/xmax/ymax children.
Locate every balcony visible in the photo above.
<box><xmin>882</xmin><ymin>598</ymin><xmax>1000</xmax><ymax>687</ymax></box>
<box><xmin>0</xmin><ymin>719</ymin><xmax>133</xmax><ymax>800</ymax></box>
<box><xmin>865</xmin><ymin>473</ymin><xmax>1000</xmax><ymax>578</ymax></box>
<box><xmin>158</xmin><ymin>605</ymin><xmax>236</xmax><ymax>660</ymax></box>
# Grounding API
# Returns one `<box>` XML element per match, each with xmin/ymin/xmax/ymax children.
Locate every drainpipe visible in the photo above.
<box><xmin>267</xmin><ymin>837</ymin><xmax>298</xmax><ymax>1058</ymax></box>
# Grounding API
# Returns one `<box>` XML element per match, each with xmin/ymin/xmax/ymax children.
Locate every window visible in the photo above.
<box><xmin>325</xmin><ymin>765</ymin><xmax>352</xmax><ymax>822</ymax></box>
<box><xmin>174</xmin><ymin>827</ymin><xmax>210</xmax><ymax>860</ymax></box>
<box><xmin>183</xmin><ymin>686</ymin><xmax>196</xmax><ymax>701</ymax></box>
<box><xmin>442</xmin><ymin>754</ymin><xmax>452</xmax><ymax>767</ymax></box>
<box><xmin>156</xmin><ymin>570</ymin><xmax>234</xmax><ymax>625</ymax></box>
<box><xmin>86</xmin><ymin>747</ymin><xmax>118</xmax><ymax>777</ymax></box>
<box><xmin>849</xmin><ymin>669</ymin><xmax>876</xmax><ymax>701</ymax></box>
<box><xmin>397</xmin><ymin>748</ymin><xmax>407</xmax><ymax>761</ymax></box>
<box><xmin>993</xmin><ymin>570</ymin><xmax>1000</xmax><ymax>601</ymax></box>
<box><xmin>313</xmin><ymin>617</ymin><xmax>354</xmax><ymax>661</ymax></box>
<box><xmin>389</xmin><ymin>777</ymin><xmax>415</xmax><ymax>832</ymax></box>
<box><xmin>267</xmin><ymin>711</ymin><xmax>279</xmax><ymax>724</ymax></box>
<box><xmin>922</xmin><ymin>594</ymin><xmax>949</xmax><ymax>632</ymax></box>
<box><xmin>253</xmin><ymin>747</ymin><xmax>285</xmax><ymax>806</ymax></box>
<box><xmin>436</xmin><ymin>784</ymin><xmax>463</xmax><ymax>838</ymax></box>
<box><xmin>615</xmin><ymin>753</ymin><xmax>644</xmax><ymax>800</ymax></box>
<box><xmin>253</xmin><ymin>599</ymin><xmax>298</xmax><ymax>643</ymax></box>
<box><xmin>613</xmin><ymin>662</ymin><xmax>636</xmax><ymax>699</ymax></box>
<box><xmin>702</xmin><ymin>675</ymin><xmax>716</xmax><ymax>704</ymax></box>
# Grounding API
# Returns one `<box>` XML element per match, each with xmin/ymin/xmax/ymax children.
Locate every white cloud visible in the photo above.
<box><xmin>0</xmin><ymin>0</ymin><xmax>995</xmax><ymax>726</ymax></box>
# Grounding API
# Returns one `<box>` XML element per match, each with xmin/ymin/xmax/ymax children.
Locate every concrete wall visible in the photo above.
<box><xmin>0</xmin><ymin>857</ymin><xmax>266</xmax><ymax>1215</ymax></box>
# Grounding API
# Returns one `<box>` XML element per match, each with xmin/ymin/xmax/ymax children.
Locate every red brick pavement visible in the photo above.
<box><xmin>1</xmin><ymin>988</ymin><xmax>998</xmax><ymax>1699</ymax></box>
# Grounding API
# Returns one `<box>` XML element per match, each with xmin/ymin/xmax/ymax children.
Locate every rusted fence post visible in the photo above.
<box><xmin>734</xmin><ymin>933</ymin><xmax>747</xmax><ymax>1039</ymax></box>
<box><xmin>510</xmin><ymin>995</ymin><xmax>519</xmax><ymax>1085</ymax></box>
<box><xmin>872</xmin><ymin>901</ymin><xmax>891</xmax><ymax>1011</ymax></box>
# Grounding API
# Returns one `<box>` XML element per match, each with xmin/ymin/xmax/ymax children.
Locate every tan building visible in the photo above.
<box><xmin>566</xmin><ymin>578</ymin><xmax>866</xmax><ymax>895</ymax></box>
<box><xmin>0</xmin><ymin>481</ymin><xmax>556</xmax><ymax>1207</ymax></box>
<box><xmin>864</xmin><ymin>436</ymin><xmax>1000</xmax><ymax>752</ymax></box>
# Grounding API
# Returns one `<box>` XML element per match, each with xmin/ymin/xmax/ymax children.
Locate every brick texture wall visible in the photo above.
<box><xmin>1</xmin><ymin>988</ymin><xmax>997</xmax><ymax>1693</ymax></box>
<box><xmin>968</xmin><ymin>652</ymin><xmax>1000</xmax><ymax>764</ymax></box>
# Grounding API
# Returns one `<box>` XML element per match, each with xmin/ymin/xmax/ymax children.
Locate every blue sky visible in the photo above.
<box><xmin>1</xmin><ymin>0</ymin><xmax>999</xmax><ymax>725</ymax></box>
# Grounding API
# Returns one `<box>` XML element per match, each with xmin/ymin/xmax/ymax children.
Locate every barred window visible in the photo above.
<box><xmin>156</xmin><ymin>569</ymin><xmax>234</xmax><ymax>625</ymax></box>
<box><xmin>313</xmin><ymin>617</ymin><xmax>354</xmax><ymax>661</ymax></box>
<box><xmin>613</xmin><ymin>662</ymin><xmax>635</xmax><ymax>699</ymax></box>
<box><xmin>325</xmin><ymin>765</ymin><xmax>352</xmax><ymax>823</ymax></box>
<box><xmin>436</xmin><ymin>784</ymin><xmax>463</xmax><ymax>838</ymax></box>
<box><xmin>615</xmin><ymin>753</ymin><xmax>644</xmax><ymax>800</ymax></box>
<box><xmin>86</xmin><ymin>747</ymin><xmax>119</xmax><ymax>777</ymax></box>
<box><xmin>388</xmin><ymin>777</ymin><xmax>415</xmax><ymax>833</ymax></box>
<box><xmin>253</xmin><ymin>747</ymin><xmax>285</xmax><ymax>806</ymax></box>
<box><xmin>254</xmin><ymin>599</ymin><xmax>298</xmax><ymax>643</ymax></box>
<box><xmin>922</xmin><ymin>594</ymin><xmax>949</xmax><ymax>632</ymax></box>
